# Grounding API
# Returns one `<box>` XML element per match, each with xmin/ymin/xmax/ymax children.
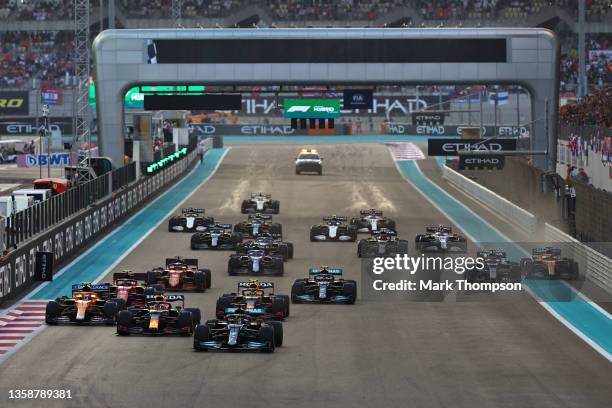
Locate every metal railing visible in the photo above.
<box><xmin>3</xmin><ymin>161</ymin><xmax>136</xmax><ymax>250</ymax></box>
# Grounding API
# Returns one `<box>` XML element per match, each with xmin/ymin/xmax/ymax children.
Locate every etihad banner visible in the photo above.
<box><xmin>0</xmin><ymin>117</ymin><xmax>72</xmax><ymax>135</ymax></box>
<box><xmin>385</xmin><ymin>123</ymin><xmax>530</xmax><ymax>138</ymax></box>
<box><xmin>0</xmin><ymin>91</ymin><xmax>28</xmax><ymax>115</ymax></box>
<box><xmin>427</xmin><ymin>138</ymin><xmax>517</xmax><ymax>156</ymax></box>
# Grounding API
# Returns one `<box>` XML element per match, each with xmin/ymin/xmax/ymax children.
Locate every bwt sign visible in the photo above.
<box><xmin>17</xmin><ymin>153</ymin><xmax>72</xmax><ymax>168</ymax></box>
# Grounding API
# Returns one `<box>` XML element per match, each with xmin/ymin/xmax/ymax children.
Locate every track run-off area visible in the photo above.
<box><xmin>0</xmin><ymin>136</ymin><xmax>611</xmax><ymax>408</ymax></box>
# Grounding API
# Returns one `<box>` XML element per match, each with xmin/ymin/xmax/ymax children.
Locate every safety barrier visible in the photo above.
<box><xmin>441</xmin><ymin>164</ymin><xmax>537</xmax><ymax>236</ymax></box>
<box><xmin>545</xmin><ymin>223</ymin><xmax>612</xmax><ymax>294</ymax></box>
<box><xmin>3</xmin><ymin>162</ymin><xmax>137</xmax><ymax>251</ymax></box>
<box><xmin>0</xmin><ymin>149</ymin><xmax>199</xmax><ymax>304</ymax></box>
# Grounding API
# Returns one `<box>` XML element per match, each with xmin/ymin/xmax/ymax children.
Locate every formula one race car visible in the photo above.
<box><xmin>465</xmin><ymin>250</ymin><xmax>521</xmax><ymax>283</ymax></box>
<box><xmin>291</xmin><ymin>266</ymin><xmax>357</xmax><ymax>304</ymax></box>
<box><xmin>415</xmin><ymin>225</ymin><xmax>467</xmax><ymax>253</ymax></box>
<box><xmin>110</xmin><ymin>271</ymin><xmax>164</xmax><ymax>307</ymax></box>
<box><xmin>357</xmin><ymin>229</ymin><xmax>409</xmax><ymax>257</ymax></box>
<box><xmin>236</xmin><ymin>233</ymin><xmax>294</xmax><ymax>261</ymax></box>
<box><xmin>233</xmin><ymin>214</ymin><xmax>282</xmax><ymax>239</ymax></box>
<box><xmin>116</xmin><ymin>294</ymin><xmax>201</xmax><ymax>336</ymax></box>
<box><xmin>45</xmin><ymin>283</ymin><xmax>124</xmax><ymax>325</ymax></box>
<box><xmin>310</xmin><ymin>216</ymin><xmax>357</xmax><ymax>242</ymax></box>
<box><xmin>295</xmin><ymin>148</ymin><xmax>323</xmax><ymax>175</ymax></box>
<box><xmin>190</xmin><ymin>223</ymin><xmax>242</xmax><ymax>250</ymax></box>
<box><xmin>241</xmin><ymin>192</ymin><xmax>280</xmax><ymax>214</ymax></box>
<box><xmin>350</xmin><ymin>209</ymin><xmax>397</xmax><ymax>233</ymax></box>
<box><xmin>520</xmin><ymin>247</ymin><xmax>579</xmax><ymax>280</ymax></box>
<box><xmin>193</xmin><ymin>314</ymin><xmax>282</xmax><ymax>352</ymax></box>
<box><xmin>228</xmin><ymin>250</ymin><xmax>284</xmax><ymax>276</ymax></box>
<box><xmin>216</xmin><ymin>280</ymin><xmax>290</xmax><ymax>320</ymax></box>
<box><xmin>146</xmin><ymin>257</ymin><xmax>212</xmax><ymax>291</ymax></box>
<box><xmin>168</xmin><ymin>208</ymin><xmax>214</xmax><ymax>232</ymax></box>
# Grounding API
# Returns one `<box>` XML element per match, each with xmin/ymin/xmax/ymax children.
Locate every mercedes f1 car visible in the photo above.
<box><xmin>236</xmin><ymin>233</ymin><xmax>293</xmax><ymax>261</ymax></box>
<box><xmin>146</xmin><ymin>257</ymin><xmax>212</xmax><ymax>291</ymax></box>
<box><xmin>241</xmin><ymin>192</ymin><xmax>280</xmax><ymax>214</ymax></box>
<box><xmin>116</xmin><ymin>294</ymin><xmax>201</xmax><ymax>336</ymax></box>
<box><xmin>228</xmin><ymin>250</ymin><xmax>284</xmax><ymax>276</ymax></box>
<box><xmin>45</xmin><ymin>283</ymin><xmax>124</xmax><ymax>325</ymax></box>
<box><xmin>350</xmin><ymin>209</ymin><xmax>396</xmax><ymax>233</ymax></box>
<box><xmin>216</xmin><ymin>280</ymin><xmax>290</xmax><ymax>320</ymax></box>
<box><xmin>291</xmin><ymin>267</ymin><xmax>357</xmax><ymax>304</ymax></box>
<box><xmin>168</xmin><ymin>208</ymin><xmax>214</xmax><ymax>232</ymax></box>
<box><xmin>190</xmin><ymin>223</ymin><xmax>242</xmax><ymax>250</ymax></box>
<box><xmin>520</xmin><ymin>247</ymin><xmax>579</xmax><ymax>280</ymax></box>
<box><xmin>465</xmin><ymin>250</ymin><xmax>521</xmax><ymax>283</ymax></box>
<box><xmin>193</xmin><ymin>314</ymin><xmax>283</xmax><ymax>352</ymax></box>
<box><xmin>233</xmin><ymin>214</ymin><xmax>282</xmax><ymax>239</ymax></box>
<box><xmin>310</xmin><ymin>216</ymin><xmax>357</xmax><ymax>242</ymax></box>
<box><xmin>357</xmin><ymin>229</ymin><xmax>409</xmax><ymax>257</ymax></box>
<box><xmin>415</xmin><ymin>225</ymin><xmax>467</xmax><ymax>253</ymax></box>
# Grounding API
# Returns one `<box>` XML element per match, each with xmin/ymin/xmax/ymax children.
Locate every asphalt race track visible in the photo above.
<box><xmin>1</xmin><ymin>144</ymin><xmax>611</xmax><ymax>408</ymax></box>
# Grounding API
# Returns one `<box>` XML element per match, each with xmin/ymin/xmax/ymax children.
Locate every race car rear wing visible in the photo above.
<box><xmin>323</xmin><ymin>216</ymin><xmax>347</xmax><ymax>222</ymax></box>
<box><xmin>308</xmin><ymin>268</ymin><xmax>343</xmax><ymax>275</ymax></box>
<box><xmin>372</xmin><ymin>228</ymin><xmax>397</xmax><ymax>236</ymax></box>
<box><xmin>426</xmin><ymin>226</ymin><xmax>452</xmax><ymax>233</ymax></box>
<box><xmin>146</xmin><ymin>294</ymin><xmax>185</xmax><ymax>305</ymax></box>
<box><xmin>476</xmin><ymin>250</ymin><xmax>507</xmax><ymax>259</ymax></box>
<box><xmin>181</xmin><ymin>208</ymin><xmax>205</xmax><ymax>214</ymax></box>
<box><xmin>112</xmin><ymin>271</ymin><xmax>149</xmax><ymax>281</ymax></box>
<box><xmin>238</xmin><ymin>281</ymin><xmax>274</xmax><ymax>290</ymax></box>
<box><xmin>71</xmin><ymin>283</ymin><xmax>110</xmax><ymax>293</ymax></box>
<box><xmin>248</xmin><ymin>214</ymin><xmax>272</xmax><ymax>221</ymax></box>
<box><xmin>360</xmin><ymin>209</ymin><xmax>383</xmax><ymax>216</ymax></box>
<box><xmin>250</xmin><ymin>192</ymin><xmax>271</xmax><ymax>199</ymax></box>
<box><xmin>165</xmin><ymin>257</ymin><xmax>198</xmax><ymax>268</ymax></box>
<box><xmin>209</xmin><ymin>223</ymin><xmax>232</xmax><ymax>230</ymax></box>
<box><xmin>532</xmin><ymin>247</ymin><xmax>561</xmax><ymax>255</ymax></box>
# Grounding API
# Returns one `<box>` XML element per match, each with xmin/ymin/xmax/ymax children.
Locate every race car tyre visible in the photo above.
<box><xmin>270</xmin><ymin>200</ymin><xmax>280</xmax><ymax>213</ymax></box>
<box><xmin>109</xmin><ymin>298</ymin><xmax>126</xmax><ymax>313</ymax></box>
<box><xmin>342</xmin><ymin>281</ymin><xmax>357</xmax><ymax>304</ymax></box>
<box><xmin>240</xmin><ymin>200</ymin><xmax>250</xmax><ymax>213</ymax></box>
<box><xmin>295</xmin><ymin>169</ymin><xmax>300</xmax><ymax>175</ymax></box>
<box><xmin>116</xmin><ymin>310</ymin><xmax>132</xmax><ymax>336</ymax></box>
<box><xmin>357</xmin><ymin>240</ymin><xmax>366</xmax><ymax>257</ymax></box>
<box><xmin>202</xmin><ymin>269</ymin><xmax>212</xmax><ymax>288</ymax></box>
<box><xmin>318</xmin><ymin>169</ymin><xmax>322</xmax><ymax>176</ymax></box>
<box><xmin>520</xmin><ymin>258</ymin><xmax>533</xmax><ymax>277</ymax></box>
<box><xmin>146</xmin><ymin>271</ymin><xmax>160</xmax><ymax>286</ymax></box>
<box><xmin>309</xmin><ymin>227</ymin><xmax>319</xmax><ymax>242</ymax></box>
<box><xmin>231</xmin><ymin>233</ymin><xmax>243</xmax><ymax>245</ymax></box>
<box><xmin>291</xmin><ymin>281</ymin><xmax>306</xmax><ymax>303</ymax></box>
<box><xmin>286</xmin><ymin>242</ymin><xmax>294</xmax><ymax>259</ymax></box>
<box><xmin>270</xmin><ymin>223</ymin><xmax>282</xmax><ymax>236</ymax></box>
<box><xmin>397</xmin><ymin>240</ymin><xmax>409</xmax><ymax>255</ymax></box>
<box><xmin>178</xmin><ymin>311</ymin><xmax>194</xmax><ymax>336</ymax></box>
<box><xmin>184</xmin><ymin>308</ymin><xmax>201</xmax><ymax>326</ymax></box>
<box><xmin>227</xmin><ymin>257</ymin><xmax>240</xmax><ymax>275</ymax></box>
<box><xmin>278</xmin><ymin>295</ymin><xmax>290</xmax><ymax>317</ymax></box>
<box><xmin>348</xmin><ymin>226</ymin><xmax>358</xmax><ymax>242</ymax></box>
<box><xmin>386</xmin><ymin>220</ymin><xmax>397</xmax><ymax>231</ymax></box>
<box><xmin>45</xmin><ymin>301</ymin><xmax>61</xmax><ymax>324</ymax></box>
<box><xmin>168</xmin><ymin>221</ymin><xmax>174</xmax><ymax>232</ymax></box>
<box><xmin>193</xmin><ymin>324</ymin><xmax>211</xmax><ymax>351</ymax></box>
<box><xmin>270</xmin><ymin>258</ymin><xmax>284</xmax><ymax>275</ymax></box>
<box><xmin>510</xmin><ymin>266</ymin><xmax>522</xmax><ymax>283</ymax></box>
<box><xmin>103</xmin><ymin>301</ymin><xmax>118</xmax><ymax>322</ymax></box>
<box><xmin>570</xmin><ymin>261</ymin><xmax>580</xmax><ymax>280</ymax></box>
<box><xmin>193</xmin><ymin>271</ymin><xmax>206</xmax><ymax>292</ymax></box>
<box><xmin>215</xmin><ymin>296</ymin><xmax>233</xmax><ymax>318</ymax></box>
<box><xmin>259</xmin><ymin>325</ymin><xmax>275</xmax><ymax>353</ymax></box>
<box><xmin>270</xmin><ymin>297</ymin><xmax>286</xmax><ymax>319</ymax></box>
<box><xmin>267</xmin><ymin>320</ymin><xmax>283</xmax><ymax>347</ymax></box>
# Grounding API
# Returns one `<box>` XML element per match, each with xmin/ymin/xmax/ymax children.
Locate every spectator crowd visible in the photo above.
<box><xmin>560</xmin><ymin>86</ymin><xmax>612</xmax><ymax>128</ymax></box>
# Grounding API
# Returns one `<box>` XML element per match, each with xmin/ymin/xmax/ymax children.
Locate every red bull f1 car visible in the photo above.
<box><xmin>116</xmin><ymin>294</ymin><xmax>201</xmax><ymax>336</ymax></box>
<box><xmin>228</xmin><ymin>249</ymin><xmax>284</xmax><ymax>276</ymax></box>
<box><xmin>310</xmin><ymin>216</ymin><xmax>357</xmax><ymax>242</ymax></box>
<box><xmin>415</xmin><ymin>225</ymin><xmax>467</xmax><ymax>253</ymax></box>
<box><xmin>291</xmin><ymin>267</ymin><xmax>357</xmax><ymax>304</ymax></box>
<box><xmin>193</xmin><ymin>314</ymin><xmax>282</xmax><ymax>352</ymax></box>
<box><xmin>520</xmin><ymin>247</ymin><xmax>579</xmax><ymax>280</ymax></box>
<box><xmin>216</xmin><ymin>280</ymin><xmax>290</xmax><ymax>320</ymax></box>
<box><xmin>190</xmin><ymin>223</ymin><xmax>242</xmax><ymax>250</ymax></box>
<box><xmin>350</xmin><ymin>209</ymin><xmax>397</xmax><ymax>233</ymax></box>
<box><xmin>146</xmin><ymin>257</ymin><xmax>212</xmax><ymax>291</ymax></box>
<box><xmin>45</xmin><ymin>283</ymin><xmax>124</xmax><ymax>325</ymax></box>
<box><xmin>357</xmin><ymin>228</ymin><xmax>409</xmax><ymax>257</ymax></box>
<box><xmin>168</xmin><ymin>208</ymin><xmax>214</xmax><ymax>232</ymax></box>
<box><xmin>241</xmin><ymin>192</ymin><xmax>280</xmax><ymax>214</ymax></box>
